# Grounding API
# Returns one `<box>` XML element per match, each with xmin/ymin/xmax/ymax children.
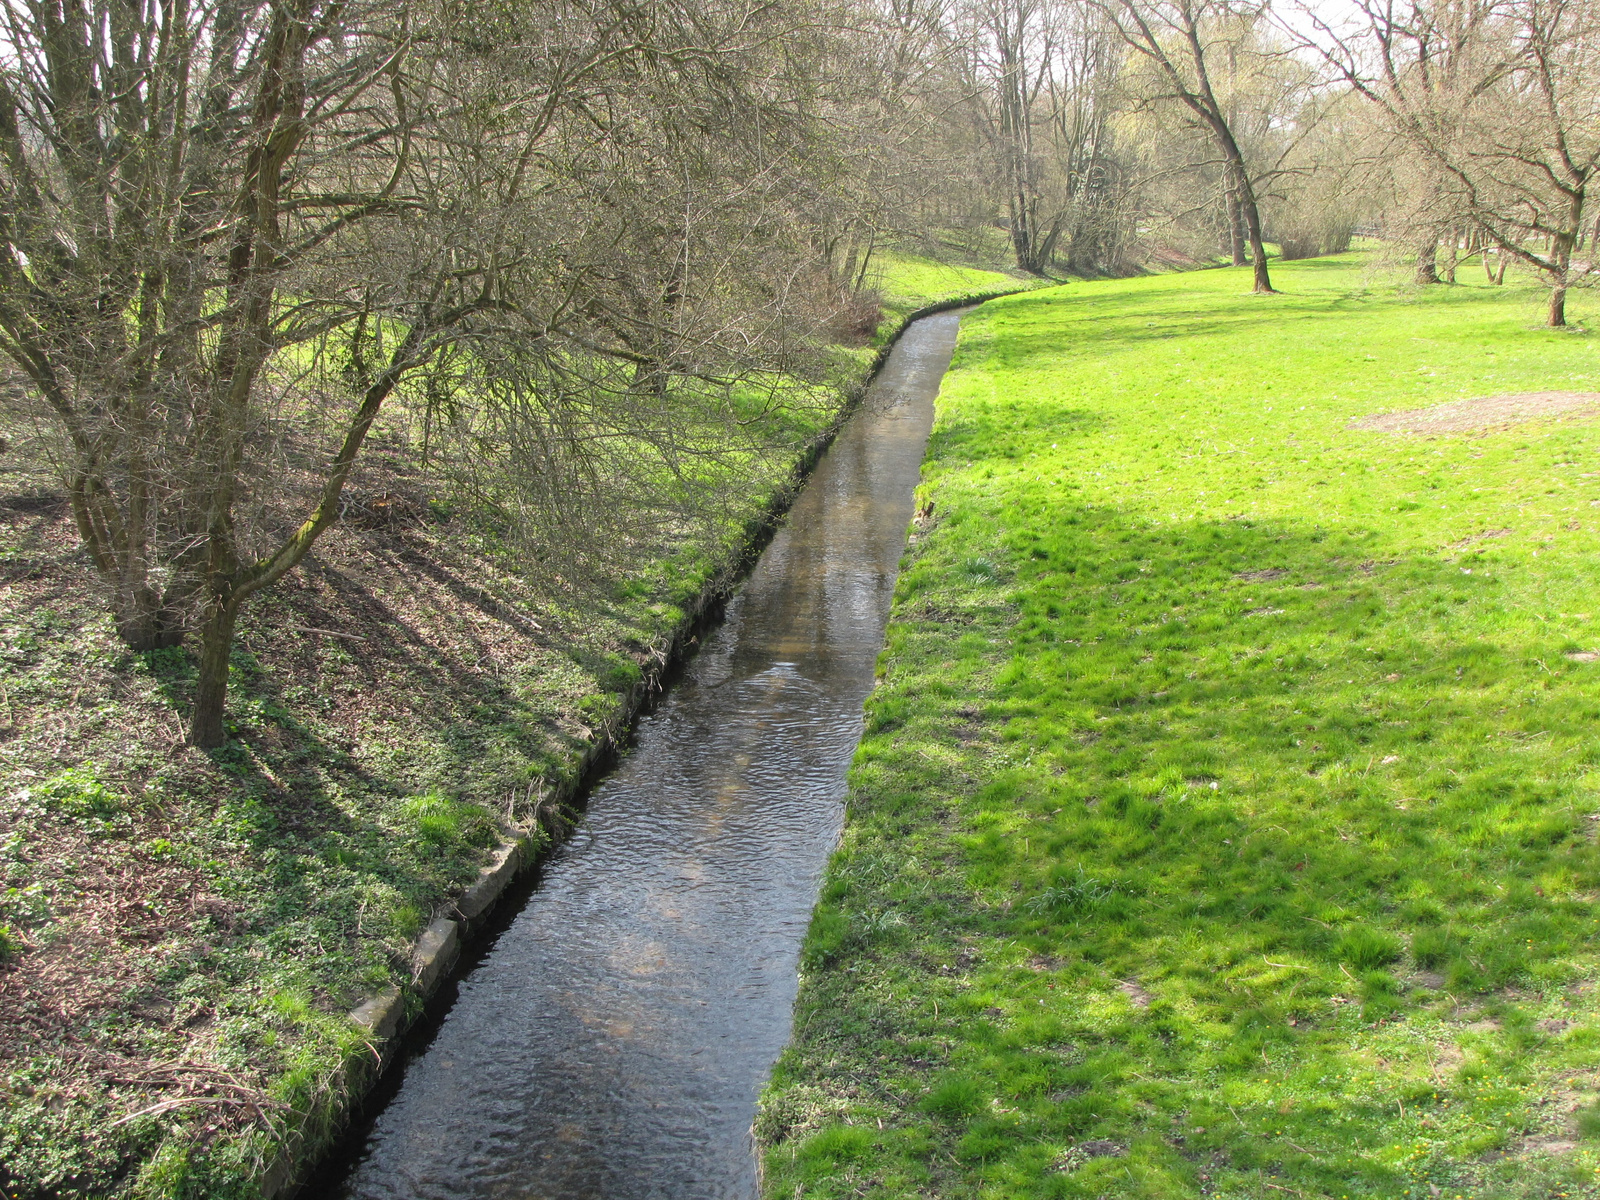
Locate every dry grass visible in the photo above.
<box><xmin>1350</xmin><ymin>390</ymin><xmax>1600</xmax><ymax>434</ymax></box>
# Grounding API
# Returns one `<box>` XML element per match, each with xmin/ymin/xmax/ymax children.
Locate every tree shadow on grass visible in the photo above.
<box><xmin>808</xmin><ymin>498</ymin><xmax>1600</xmax><ymax>1198</ymax></box>
<box><xmin>925</xmin><ymin>407</ymin><xmax>1107</xmax><ymax>465</ymax></box>
<box><xmin>114</xmin><ymin>521</ymin><xmax>635</xmax><ymax>1024</ymax></box>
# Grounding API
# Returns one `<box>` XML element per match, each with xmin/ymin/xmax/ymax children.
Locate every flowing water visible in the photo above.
<box><xmin>313</xmin><ymin>309</ymin><xmax>963</xmax><ymax>1200</ymax></box>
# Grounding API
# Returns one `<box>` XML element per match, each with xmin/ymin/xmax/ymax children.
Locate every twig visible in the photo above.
<box><xmin>108</xmin><ymin>1091</ymin><xmax>288</xmax><ymax>1129</ymax></box>
<box><xmin>290</xmin><ymin>625</ymin><xmax>367</xmax><ymax>641</ymax></box>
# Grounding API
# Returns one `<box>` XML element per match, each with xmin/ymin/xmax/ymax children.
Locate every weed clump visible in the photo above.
<box><xmin>402</xmin><ymin>791</ymin><xmax>496</xmax><ymax>851</ymax></box>
<box><xmin>1024</xmin><ymin>866</ymin><xmax>1117</xmax><ymax>914</ymax></box>
<box><xmin>1336</xmin><ymin>927</ymin><xmax>1403</xmax><ymax>970</ymax></box>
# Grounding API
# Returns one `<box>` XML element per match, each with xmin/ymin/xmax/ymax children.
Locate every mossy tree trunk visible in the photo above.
<box><xmin>1415</xmin><ymin>237</ymin><xmax>1439</xmax><ymax>284</ymax></box>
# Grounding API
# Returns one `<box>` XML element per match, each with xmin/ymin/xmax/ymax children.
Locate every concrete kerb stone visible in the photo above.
<box><xmin>411</xmin><ymin>918</ymin><xmax>461</xmax><ymax>993</ymax></box>
<box><xmin>455</xmin><ymin>839</ymin><xmax>524</xmax><ymax>922</ymax></box>
<box><xmin>350</xmin><ymin>986</ymin><xmax>405</xmax><ymax>1042</ymax></box>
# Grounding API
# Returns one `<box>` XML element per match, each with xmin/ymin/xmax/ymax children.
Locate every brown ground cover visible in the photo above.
<box><xmin>1350</xmin><ymin>389</ymin><xmax>1600</xmax><ymax>433</ymax></box>
<box><xmin>0</xmin><ymin>443</ymin><xmax>703</xmax><ymax>1196</ymax></box>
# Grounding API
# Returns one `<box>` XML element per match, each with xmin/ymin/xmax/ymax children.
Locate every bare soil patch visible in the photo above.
<box><xmin>1351</xmin><ymin>391</ymin><xmax>1600</xmax><ymax>434</ymax></box>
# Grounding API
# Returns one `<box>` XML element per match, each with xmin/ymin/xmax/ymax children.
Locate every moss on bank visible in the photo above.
<box><xmin>761</xmin><ymin>255</ymin><xmax>1600</xmax><ymax>1199</ymax></box>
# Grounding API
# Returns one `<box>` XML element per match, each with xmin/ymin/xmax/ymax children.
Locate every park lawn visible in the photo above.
<box><xmin>760</xmin><ymin>254</ymin><xmax>1600</xmax><ymax>1200</ymax></box>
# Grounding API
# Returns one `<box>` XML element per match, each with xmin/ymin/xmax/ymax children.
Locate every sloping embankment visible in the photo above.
<box><xmin>0</xmin><ymin>277</ymin><xmax>1032</xmax><ymax>1200</ymax></box>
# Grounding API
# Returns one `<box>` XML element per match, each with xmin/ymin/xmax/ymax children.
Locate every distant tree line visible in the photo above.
<box><xmin>846</xmin><ymin>0</ymin><xmax>1599</xmax><ymax>316</ymax></box>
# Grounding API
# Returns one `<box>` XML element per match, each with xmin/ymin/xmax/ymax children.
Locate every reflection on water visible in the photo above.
<box><xmin>316</xmin><ymin>311</ymin><xmax>963</xmax><ymax>1200</ymax></box>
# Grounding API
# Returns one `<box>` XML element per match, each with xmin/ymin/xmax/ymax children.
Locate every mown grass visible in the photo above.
<box><xmin>871</xmin><ymin>251</ymin><xmax>1022</xmax><ymax>303</ymax></box>
<box><xmin>870</xmin><ymin>252</ymin><xmax>1029</xmax><ymax>331</ymax></box>
<box><xmin>760</xmin><ymin>254</ymin><xmax>1600</xmax><ymax>1199</ymax></box>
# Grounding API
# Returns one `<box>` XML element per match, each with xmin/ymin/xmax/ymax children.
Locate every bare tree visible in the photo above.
<box><xmin>1040</xmin><ymin>0</ymin><xmax>1130</xmax><ymax>273</ymax></box>
<box><xmin>943</xmin><ymin>0</ymin><xmax>1129</xmax><ymax>275</ymax></box>
<box><xmin>1096</xmin><ymin>0</ymin><xmax>1277</xmax><ymax>291</ymax></box>
<box><xmin>948</xmin><ymin>0</ymin><xmax>1062</xmax><ymax>272</ymax></box>
<box><xmin>0</xmin><ymin>0</ymin><xmax>850</xmax><ymax>747</ymax></box>
<box><xmin>0</xmin><ymin>0</ymin><xmax>432</xmax><ymax>744</ymax></box>
<box><xmin>1264</xmin><ymin>88</ymin><xmax>1372</xmax><ymax>259</ymax></box>
<box><xmin>1294</xmin><ymin>0</ymin><xmax>1600</xmax><ymax>325</ymax></box>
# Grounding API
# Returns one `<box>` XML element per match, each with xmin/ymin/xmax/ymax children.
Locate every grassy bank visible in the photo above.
<box><xmin>760</xmin><ymin>255</ymin><xmax>1600</xmax><ymax>1199</ymax></box>
<box><xmin>868</xmin><ymin>253</ymin><xmax>1028</xmax><ymax>338</ymax></box>
<box><xmin>0</xmin><ymin>254</ymin><xmax>1024</xmax><ymax>1199</ymax></box>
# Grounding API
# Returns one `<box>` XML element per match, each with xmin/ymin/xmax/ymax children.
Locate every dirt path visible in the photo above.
<box><xmin>1351</xmin><ymin>390</ymin><xmax>1600</xmax><ymax>434</ymax></box>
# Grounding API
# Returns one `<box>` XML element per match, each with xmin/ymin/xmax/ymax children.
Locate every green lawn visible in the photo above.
<box><xmin>868</xmin><ymin>251</ymin><xmax>1030</xmax><ymax>339</ymax></box>
<box><xmin>760</xmin><ymin>255</ymin><xmax>1600</xmax><ymax>1199</ymax></box>
<box><xmin>871</xmin><ymin>251</ymin><xmax>1023</xmax><ymax>306</ymax></box>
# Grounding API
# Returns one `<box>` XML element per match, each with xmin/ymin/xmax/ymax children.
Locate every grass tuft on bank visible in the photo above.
<box><xmin>761</xmin><ymin>254</ymin><xmax>1600</xmax><ymax>1199</ymax></box>
<box><xmin>870</xmin><ymin>253</ymin><xmax>1027</xmax><ymax>328</ymax></box>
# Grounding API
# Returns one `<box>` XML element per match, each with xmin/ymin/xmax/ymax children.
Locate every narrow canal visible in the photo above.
<box><xmin>313</xmin><ymin>309</ymin><xmax>965</xmax><ymax>1200</ymax></box>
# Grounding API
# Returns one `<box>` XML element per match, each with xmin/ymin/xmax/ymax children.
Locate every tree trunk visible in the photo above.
<box><xmin>1235</xmin><ymin>171</ymin><xmax>1273</xmax><ymax>292</ymax></box>
<box><xmin>1225</xmin><ymin>175</ymin><xmax>1246</xmax><ymax>266</ymax></box>
<box><xmin>183</xmin><ymin>319</ymin><xmax>425</xmax><ymax>749</ymax></box>
<box><xmin>1441</xmin><ymin>229</ymin><xmax>1458</xmax><ymax>283</ymax></box>
<box><xmin>189</xmin><ymin>592</ymin><xmax>240</xmax><ymax>748</ymax></box>
<box><xmin>1549</xmin><ymin>284</ymin><xmax>1568</xmax><ymax>327</ymax></box>
<box><xmin>838</xmin><ymin>238</ymin><xmax>859</xmax><ymax>294</ymax></box>
<box><xmin>112</xmin><ymin>583</ymin><xmax>183</xmax><ymax>652</ymax></box>
<box><xmin>1215</xmin><ymin>144</ymin><xmax>1272</xmax><ymax>292</ymax></box>
<box><xmin>1483</xmin><ymin>247</ymin><xmax>1497</xmax><ymax>282</ymax></box>
<box><xmin>1415</xmin><ymin>238</ymin><xmax>1439</xmax><ymax>284</ymax></box>
<box><xmin>1495</xmin><ymin>256</ymin><xmax>1508</xmax><ymax>284</ymax></box>
<box><xmin>1009</xmin><ymin>196</ymin><xmax>1038</xmax><ymax>273</ymax></box>
<box><xmin>853</xmin><ymin>231</ymin><xmax>876</xmax><ymax>292</ymax></box>
<box><xmin>1546</xmin><ymin>203</ymin><xmax>1580</xmax><ymax>328</ymax></box>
